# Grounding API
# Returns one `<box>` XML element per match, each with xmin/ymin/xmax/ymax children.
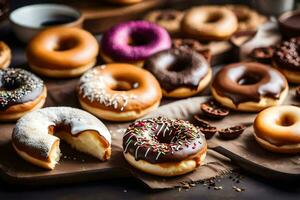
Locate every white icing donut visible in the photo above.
<box><xmin>12</xmin><ymin>107</ymin><xmax>111</xmax><ymax>170</ymax></box>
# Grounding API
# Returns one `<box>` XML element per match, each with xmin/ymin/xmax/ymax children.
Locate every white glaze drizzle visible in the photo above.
<box><xmin>13</xmin><ymin>107</ymin><xmax>111</xmax><ymax>157</ymax></box>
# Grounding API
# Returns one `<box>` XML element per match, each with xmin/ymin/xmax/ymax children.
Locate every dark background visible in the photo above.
<box><xmin>1</xmin><ymin>0</ymin><xmax>300</xmax><ymax>199</ymax></box>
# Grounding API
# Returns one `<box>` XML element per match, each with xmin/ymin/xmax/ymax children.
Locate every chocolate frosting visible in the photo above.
<box><xmin>212</xmin><ymin>62</ymin><xmax>287</xmax><ymax>105</ymax></box>
<box><xmin>123</xmin><ymin>117</ymin><xmax>206</xmax><ymax>164</ymax></box>
<box><xmin>144</xmin><ymin>48</ymin><xmax>210</xmax><ymax>92</ymax></box>
<box><xmin>273</xmin><ymin>37</ymin><xmax>300</xmax><ymax>71</ymax></box>
<box><xmin>0</xmin><ymin>68</ymin><xmax>44</xmax><ymax>110</ymax></box>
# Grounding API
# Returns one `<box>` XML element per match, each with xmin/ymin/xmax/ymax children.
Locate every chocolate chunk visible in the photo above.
<box><xmin>218</xmin><ymin>125</ymin><xmax>246</xmax><ymax>140</ymax></box>
<box><xmin>194</xmin><ymin>115</ymin><xmax>217</xmax><ymax>139</ymax></box>
<box><xmin>201</xmin><ymin>100</ymin><xmax>230</xmax><ymax>119</ymax></box>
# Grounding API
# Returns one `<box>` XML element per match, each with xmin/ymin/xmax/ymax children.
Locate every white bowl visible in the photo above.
<box><xmin>9</xmin><ymin>4</ymin><xmax>83</xmax><ymax>43</ymax></box>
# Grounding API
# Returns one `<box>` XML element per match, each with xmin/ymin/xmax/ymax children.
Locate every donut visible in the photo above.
<box><xmin>273</xmin><ymin>37</ymin><xmax>300</xmax><ymax>83</ymax></box>
<box><xmin>172</xmin><ymin>38</ymin><xmax>211</xmax><ymax>63</ymax></box>
<box><xmin>77</xmin><ymin>64</ymin><xmax>162</xmax><ymax>122</ymax></box>
<box><xmin>181</xmin><ymin>6</ymin><xmax>238</xmax><ymax>41</ymax></box>
<box><xmin>12</xmin><ymin>107</ymin><xmax>112</xmax><ymax>170</ymax></box>
<box><xmin>254</xmin><ymin>105</ymin><xmax>300</xmax><ymax>153</ymax></box>
<box><xmin>144</xmin><ymin>48</ymin><xmax>212</xmax><ymax>98</ymax></box>
<box><xmin>27</xmin><ymin>27</ymin><xmax>99</xmax><ymax>78</ymax></box>
<box><xmin>226</xmin><ymin>5</ymin><xmax>266</xmax><ymax>32</ymax></box>
<box><xmin>0</xmin><ymin>68</ymin><xmax>47</xmax><ymax>121</ymax></box>
<box><xmin>123</xmin><ymin>117</ymin><xmax>207</xmax><ymax>176</ymax></box>
<box><xmin>144</xmin><ymin>10</ymin><xmax>184</xmax><ymax>36</ymax></box>
<box><xmin>211</xmin><ymin>62</ymin><xmax>288</xmax><ymax>112</ymax></box>
<box><xmin>100</xmin><ymin>21</ymin><xmax>171</xmax><ymax>67</ymax></box>
<box><xmin>0</xmin><ymin>41</ymin><xmax>11</xmax><ymax>69</ymax></box>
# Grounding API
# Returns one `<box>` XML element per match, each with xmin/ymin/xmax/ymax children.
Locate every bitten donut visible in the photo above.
<box><xmin>0</xmin><ymin>41</ymin><xmax>11</xmax><ymax>69</ymax></box>
<box><xmin>100</xmin><ymin>21</ymin><xmax>171</xmax><ymax>67</ymax></box>
<box><xmin>77</xmin><ymin>64</ymin><xmax>162</xmax><ymax>121</ymax></box>
<box><xmin>0</xmin><ymin>68</ymin><xmax>47</xmax><ymax>121</ymax></box>
<box><xmin>182</xmin><ymin>6</ymin><xmax>238</xmax><ymax>41</ymax></box>
<box><xmin>123</xmin><ymin>117</ymin><xmax>207</xmax><ymax>177</ymax></box>
<box><xmin>144</xmin><ymin>10</ymin><xmax>184</xmax><ymax>36</ymax></box>
<box><xmin>12</xmin><ymin>107</ymin><xmax>111</xmax><ymax>170</ymax></box>
<box><xmin>254</xmin><ymin>105</ymin><xmax>300</xmax><ymax>153</ymax></box>
<box><xmin>144</xmin><ymin>48</ymin><xmax>212</xmax><ymax>98</ymax></box>
<box><xmin>273</xmin><ymin>37</ymin><xmax>300</xmax><ymax>83</ymax></box>
<box><xmin>212</xmin><ymin>62</ymin><xmax>288</xmax><ymax>112</ymax></box>
<box><xmin>27</xmin><ymin>27</ymin><xmax>99</xmax><ymax>78</ymax></box>
<box><xmin>226</xmin><ymin>4</ymin><xmax>266</xmax><ymax>32</ymax></box>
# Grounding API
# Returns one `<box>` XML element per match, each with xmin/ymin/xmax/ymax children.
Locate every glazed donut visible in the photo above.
<box><xmin>100</xmin><ymin>21</ymin><xmax>171</xmax><ymax>67</ymax></box>
<box><xmin>211</xmin><ymin>62</ymin><xmax>288</xmax><ymax>112</ymax></box>
<box><xmin>0</xmin><ymin>41</ymin><xmax>11</xmax><ymax>69</ymax></box>
<box><xmin>0</xmin><ymin>68</ymin><xmax>47</xmax><ymax>121</ymax></box>
<box><xmin>144</xmin><ymin>10</ymin><xmax>184</xmax><ymax>36</ymax></box>
<box><xmin>226</xmin><ymin>4</ymin><xmax>266</xmax><ymax>32</ymax></box>
<box><xmin>12</xmin><ymin>107</ymin><xmax>111</xmax><ymax>170</ymax></box>
<box><xmin>273</xmin><ymin>37</ymin><xmax>300</xmax><ymax>83</ymax></box>
<box><xmin>144</xmin><ymin>48</ymin><xmax>212</xmax><ymax>98</ymax></box>
<box><xmin>123</xmin><ymin>117</ymin><xmax>207</xmax><ymax>177</ymax></box>
<box><xmin>181</xmin><ymin>6</ymin><xmax>238</xmax><ymax>41</ymax></box>
<box><xmin>77</xmin><ymin>64</ymin><xmax>162</xmax><ymax>121</ymax></box>
<box><xmin>27</xmin><ymin>27</ymin><xmax>99</xmax><ymax>78</ymax></box>
<box><xmin>254</xmin><ymin>105</ymin><xmax>300</xmax><ymax>153</ymax></box>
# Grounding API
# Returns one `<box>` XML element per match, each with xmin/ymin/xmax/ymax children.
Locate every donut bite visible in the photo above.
<box><xmin>254</xmin><ymin>105</ymin><xmax>300</xmax><ymax>153</ymax></box>
<box><xmin>77</xmin><ymin>63</ymin><xmax>162</xmax><ymax>121</ymax></box>
<box><xmin>27</xmin><ymin>27</ymin><xmax>99</xmax><ymax>78</ymax></box>
<box><xmin>211</xmin><ymin>62</ymin><xmax>288</xmax><ymax>112</ymax></box>
<box><xmin>273</xmin><ymin>37</ymin><xmax>300</xmax><ymax>84</ymax></box>
<box><xmin>0</xmin><ymin>68</ymin><xmax>47</xmax><ymax>121</ymax></box>
<box><xmin>12</xmin><ymin>107</ymin><xmax>111</xmax><ymax>170</ymax></box>
<box><xmin>100</xmin><ymin>21</ymin><xmax>171</xmax><ymax>67</ymax></box>
<box><xmin>123</xmin><ymin>117</ymin><xmax>207</xmax><ymax>177</ymax></box>
<box><xmin>144</xmin><ymin>48</ymin><xmax>212</xmax><ymax>98</ymax></box>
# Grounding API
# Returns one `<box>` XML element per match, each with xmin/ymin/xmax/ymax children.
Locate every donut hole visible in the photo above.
<box><xmin>111</xmin><ymin>79</ymin><xmax>139</xmax><ymax>91</ymax></box>
<box><xmin>128</xmin><ymin>31</ymin><xmax>153</xmax><ymax>46</ymax></box>
<box><xmin>277</xmin><ymin>114</ymin><xmax>296</xmax><ymax>127</ymax></box>
<box><xmin>238</xmin><ymin>14</ymin><xmax>250</xmax><ymax>22</ymax></box>
<box><xmin>237</xmin><ymin>73</ymin><xmax>262</xmax><ymax>85</ymax></box>
<box><xmin>167</xmin><ymin>57</ymin><xmax>190</xmax><ymax>72</ymax></box>
<box><xmin>53</xmin><ymin>38</ymin><xmax>78</xmax><ymax>51</ymax></box>
<box><xmin>205</xmin><ymin>13</ymin><xmax>222</xmax><ymax>23</ymax></box>
<box><xmin>155</xmin><ymin>128</ymin><xmax>177</xmax><ymax>144</ymax></box>
<box><xmin>1</xmin><ymin>80</ymin><xmax>21</xmax><ymax>91</ymax></box>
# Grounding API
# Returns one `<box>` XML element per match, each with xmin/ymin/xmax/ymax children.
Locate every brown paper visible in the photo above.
<box><xmin>1</xmin><ymin>74</ymin><xmax>299</xmax><ymax>189</ymax></box>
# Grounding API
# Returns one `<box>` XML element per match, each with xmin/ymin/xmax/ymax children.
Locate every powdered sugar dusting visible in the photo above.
<box><xmin>12</xmin><ymin>107</ymin><xmax>111</xmax><ymax>158</ymax></box>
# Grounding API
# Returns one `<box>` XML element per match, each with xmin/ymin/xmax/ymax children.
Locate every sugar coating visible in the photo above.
<box><xmin>12</xmin><ymin>107</ymin><xmax>111</xmax><ymax>158</ymax></box>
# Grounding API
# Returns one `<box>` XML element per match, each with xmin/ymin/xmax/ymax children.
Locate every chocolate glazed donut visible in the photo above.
<box><xmin>0</xmin><ymin>68</ymin><xmax>44</xmax><ymax>110</ymax></box>
<box><xmin>0</xmin><ymin>68</ymin><xmax>46</xmax><ymax>121</ymax></box>
<box><xmin>212</xmin><ymin>62</ymin><xmax>288</xmax><ymax>112</ymax></box>
<box><xmin>144</xmin><ymin>48</ymin><xmax>212</xmax><ymax>98</ymax></box>
<box><xmin>123</xmin><ymin>117</ymin><xmax>207</xmax><ymax>176</ymax></box>
<box><xmin>273</xmin><ymin>37</ymin><xmax>300</xmax><ymax>83</ymax></box>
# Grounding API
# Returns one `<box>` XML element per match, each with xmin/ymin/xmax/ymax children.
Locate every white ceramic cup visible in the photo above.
<box><xmin>9</xmin><ymin>4</ymin><xmax>83</xmax><ymax>43</ymax></box>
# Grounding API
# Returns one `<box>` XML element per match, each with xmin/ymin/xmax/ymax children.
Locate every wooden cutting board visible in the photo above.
<box><xmin>59</xmin><ymin>0</ymin><xmax>169</xmax><ymax>33</ymax></box>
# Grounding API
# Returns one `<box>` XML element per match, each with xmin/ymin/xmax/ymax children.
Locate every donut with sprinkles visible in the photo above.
<box><xmin>0</xmin><ymin>68</ymin><xmax>47</xmax><ymax>121</ymax></box>
<box><xmin>123</xmin><ymin>117</ymin><xmax>207</xmax><ymax>176</ymax></box>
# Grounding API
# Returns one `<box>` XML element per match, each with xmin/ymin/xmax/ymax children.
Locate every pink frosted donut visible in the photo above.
<box><xmin>100</xmin><ymin>21</ymin><xmax>171</xmax><ymax>66</ymax></box>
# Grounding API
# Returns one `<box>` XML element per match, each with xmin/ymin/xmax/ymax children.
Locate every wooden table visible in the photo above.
<box><xmin>0</xmin><ymin>1</ymin><xmax>300</xmax><ymax>199</ymax></box>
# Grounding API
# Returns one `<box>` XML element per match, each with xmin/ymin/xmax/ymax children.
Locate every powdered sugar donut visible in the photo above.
<box><xmin>12</xmin><ymin>107</ymin><xmax>111</xmax><ymax>170</ymax></box>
